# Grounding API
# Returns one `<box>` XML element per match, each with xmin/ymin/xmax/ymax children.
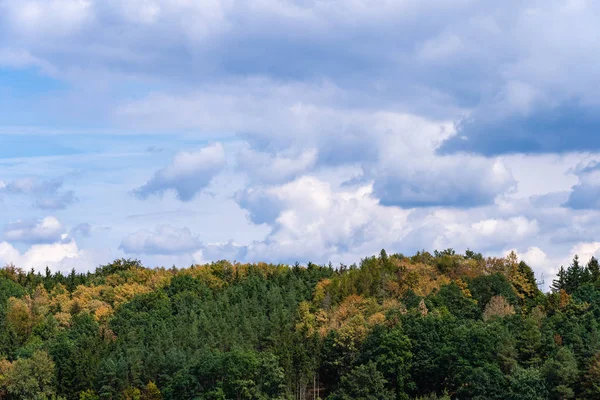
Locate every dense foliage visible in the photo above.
<box><xmin>1</xmin><ymin>250</ymin><xmax>599</xmax><ymax>399</ymax></box>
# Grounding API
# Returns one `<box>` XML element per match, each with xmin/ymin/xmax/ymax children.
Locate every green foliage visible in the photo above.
<box><xmin>508</xmin><ymin>367</ymin><xmax>548</xmax><ymax>400</ymax></box>
<box><xmin>1</xmin><ymin>251</ymin><xmax>600</xmax><ymax>399</ymax></box>
<box><xmin>469</xmin><ymin>273</ymin><xmax>519</xmax><ymax>309</ymax></box>
<box><xmin>360</xmin><ymin>325</ymin><xmax>412</xmax><ymax>399</ymax></box>
<box><xmin>5</xmin><ymin>350</ymin><xmax>57</xmax><ymax>399</ymax></box>
<box><xmin>429</xmin><ymin>282</ymin><xmax>481</xmax><ymax>320</ymax></box>
<box><xmin>329</xmin><ymin>362</ymin><xmax>394</xmax><ymax>400</ymax></box>
<box><xmin>543</xmin><ymin>347</ymin><xmax>579</xmax><ymax>399</ymax></box>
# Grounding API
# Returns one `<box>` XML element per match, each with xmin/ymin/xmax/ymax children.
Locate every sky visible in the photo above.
<box><xmin>1</xmin><ymin>0</ymin><xmax>600</xmax><ymax>286</ymax></box>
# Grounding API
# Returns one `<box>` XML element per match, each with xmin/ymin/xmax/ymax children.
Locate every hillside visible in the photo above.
<box><xmin>0</xmin><ymin>250</ymin><xmax>598</xmax><ymax>400</ymax></box>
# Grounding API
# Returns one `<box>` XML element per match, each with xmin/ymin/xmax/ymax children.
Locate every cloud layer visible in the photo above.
<box><xmin>1</xmin><ymin>0</ymin><xmax>600</xmax><ymax>286</ymax></box>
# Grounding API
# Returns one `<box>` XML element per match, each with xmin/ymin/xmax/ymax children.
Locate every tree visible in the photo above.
<box><xmin>5</xmin><ymin>297</ymin><xmax>34</xmax><ymax>342</ymax></box>
<box><xmin>361</xmin><ymin>325</ymin><xmax>412</xmax><ymax>400</ymax></box>
<box><xmin>543</xmin><ymin>347</ymin><xmax>579</xmax><ymax>400</ymax></box>
<box><xmin>552</xmin><ymin>267</ymin><xmax>567</xmax><ymax>293</ymax></box>
<box><xmin>330</xmin><ymin>362</ymin><xmax>394</xmax><ymax>400</ymax></box>
<box><xmin>5</xmin><ymin>350</ymin><xmax>57</xmax><ymax>399</ymax></box>
<box><xmin>483</xmin><ymin>296</ymin><xmax>515</xmax><ymax>321</ymax></box>
<box><xmin>469</xmin><ymin>274</ymin><xmax>518</xmax><ymax>310</ymax></box>
<box><xmin>457</xmin><ymin>365</ymin><xmax>506</xmax><ymax>400</ymax></box>
<box><xmin>80</xmin><ymin>389</ymin><xmax>100</xmax><ymax>400</ymax></box>
<box><xmin>508</xmin><ymin>367</ymin><xmax>548</xmax><ymax>400</ymax></box>
<box><xmin>589</xmin><ymin>257</ymin><xmax>600</xmax><ymax>284</ymax></box>
<box><xmin>142</xmin><ymin>381</ymin><xmax>162</xmax><ymax>400</ymax></box>
<box><xmin>564</xmin><ymin>255</ymin><xmax>588</xmax><ymax>293</ymax></box>
<box><xmin>517</xmin><ymin>317</ymin><xmax>542</xmax><ymax>367</ymax></box>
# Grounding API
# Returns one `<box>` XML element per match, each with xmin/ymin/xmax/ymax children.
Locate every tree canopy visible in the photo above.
<box><xmin>0</xmin><ymin>250</ymin><xmax>598</xmax><ymax>399</ymax></box>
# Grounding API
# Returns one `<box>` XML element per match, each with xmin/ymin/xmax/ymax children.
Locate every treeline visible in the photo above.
<box><xmin>0</xmin><ymin>250</ymin><xmax>599</xmax><ymax>399</ymax></box>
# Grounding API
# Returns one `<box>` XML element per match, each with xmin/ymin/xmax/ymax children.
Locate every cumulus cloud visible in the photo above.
<box><xmin>0</xmin><ymin>238</ymin><xmax>101</xmax><ymax>273</ymax></box>
<box><xmin>373</xmin><ymin>158</ymin><xmax>515</xmax><ymax>208</ymax></box>
<box><xmin>232</xmin><ymin>176</ymin><xmax>411</xmax><ymax>263</ymax></box>
<box><xmin>120</xmin><ymin>225</ymin><xmax>202</xmax><ymax>255</ymax></box>
<box><xmin>121</xmin><ymin>83</ymin><xmax>514</xmax><ymax>208</ymax></box>
<box><xmin>0</xmin><ymin>177</ymin><xmax>77</xmax><ymax>210</ymax></box>
<box><xmin>568</xmin><ymin>242</ymin><xmax>600</xmax><ymax>265</ymax></box>
<box><xmin>3</xmin><ymin>216</ymin><xmax>65</xmax><ymax>244</ymax></box>
<box><xmin>472</xmin><ymin>217</ymin><xmax>539</xmax><ymax>242</ymax></box>
<box><xmin>564</xmin><ymin>161</ymin><xmax>600</xmax><ymax>210</ymax></box>
<box><xmin>237</xmin><ymin>147</ymin><xmax>318</xmax><ymax>184</ymax></box>
<box><xmin>195</xmin><ymin>240</ymin><xmax>248</xmax><ymax>264</ymax></box>
<box><xmin>441</xmin><ymin>100</ymin><xmax>600</xmax><ymax>155</ymax></box>
<box><xmin>134</xmin><ymin>143</ymin><xmax>226</xmax><ymax>201</ymax></box>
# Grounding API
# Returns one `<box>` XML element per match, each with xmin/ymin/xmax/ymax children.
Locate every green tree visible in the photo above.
<box><xmin>543</xmin><ymin>347</ymin><xmax>579</xmax><ymax>400</ymax></box>
<box><xmin>508</xmin><ymin>367</ymin><xmax>548</xmax><ymax>400</ymax></box>
<box><xmin>330</xmin><ymin>362</ymin><xmax>394</xmax><ymax>400</ymax></box>
<box><xmin>5</xmin><ymin>350</ymin><xmax>57</xmax><ymax>399</ymax></box>
<box><xmin>552</xmin><ymin>266</ymin><xmax>567</xmax><ymax>292</ymax></box>
<box><xmin>361</xmin><ymin>325</ymin><xmax>412</xmax><ymax>400</ymax></box>
<box><xmin>589</xmin><ymin>257</ymin><xmax>600</xmax><ymax>284</ymax></box>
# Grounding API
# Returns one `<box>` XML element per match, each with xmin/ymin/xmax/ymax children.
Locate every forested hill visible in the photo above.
<box><xmin>0</xmin><ymin>250</ymin><xmax>599</xmax><ymax>400</ymax></box>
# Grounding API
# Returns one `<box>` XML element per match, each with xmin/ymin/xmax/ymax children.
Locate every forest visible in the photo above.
<box><xmin>0</xmin><ymin>249</ymin><xmax>599</xmax><ymax>400</ymax></box>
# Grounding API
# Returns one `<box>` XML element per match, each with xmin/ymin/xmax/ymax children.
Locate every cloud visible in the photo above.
<box><xmin>120</xmin><ymin>225</ymin><xmax>202</xmax><ymax>255</ymax></box>
<box><xmin>472</xmin><ymin>216</ymin><xmax>539</xmax><ymax>241</ymax></box>
<box><xmin>0</xmin><ymin>48</ymin><xmax>57</xmax><ymax>74</ymax></box>
<box><xmin>0</xmin><ymin>177</ymin><xmax>77</xmax><ymax>210</ymax></box>
<box><xmin>70</xmin><ymin>222</ymin><xmax>92</xmax><ymax>238</ymax></box>
<box><xmin>3</xmin><ymin>0</ymin><xmax>92</xmax><ymax>39</ymax></box>
<box><xmin>207</xmin><ymin>175</ymin><xmax>539</xmax><ymax>266</ymax></box>
<box><xmin>0</xmin><ymin>238</ymin><xmax>102</xmax><ymax>273</ymax></box>
<box><xmin>372</xmin><ymin>158</ymin><xmax>515</xmax><ymax>208</ymax></box>
<box><xmin>134</xmin><ymin>143</ymin><xmax>226</xmax><ymax>201</ymax></box>
<box><xmin>195</xmin><ymin>240</ymin><xmax>247</xmax><ymax>263</ymax></box>
<box><xmin>4</xmin><ymin>0</ymin><xmax>600</xmax><ymax>280</ymax></box>
<box><xmin>120</xmin><ymin>83</ymin><xmax>514</xmax><ymax>208</ymax></box>
<box><xmin>232</xmin><ymin>176</ymin><xmax>411</xmax><ymax>263</ymax></box>
<box><xmin>435</xmin><ymin>2</ymin><xmax>600</xmax><ymax>155</ymax></box>
<box><xmin>2</xmin><ymin>216</ymin><xmax>65</xmax><ymax>244</ymax></box>
<box><xmin>564</xmin><ymin>161</ymin><xmax>600</xmax><ymax>210</ymax></box>
<box><xmin>2</xmin><ymin>177</ymin><xmax>62</xmax><ymax>194</ymax></box>
<box><xmin>35</xmin><ymin>190</ymin><xmax>78</xmax><ymax>210</ymax></box>
<box><xmin>237</xmin><ymin>147</ymin><xmax>318</xmax><ymax>184</ymax></box>
<box><xmin>440</xmin><ymin>100</ymin><xmax>600</xmax><ymax>156</ymax></box>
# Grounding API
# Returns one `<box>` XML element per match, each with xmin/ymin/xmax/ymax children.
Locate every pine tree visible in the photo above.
<box><xmin>589</xmin><ymin>257</ymin><xmax>600</xmax><ymax>284</ymax></box>
<box><xmin>552</xmin><ymin>266</ymin><xmax>567</xmax><ymax>292</ymax></box>
<box><xmin>565</xmin><ymin>255</ymin><xmax>587</xmax><ymax>293</ymax></box>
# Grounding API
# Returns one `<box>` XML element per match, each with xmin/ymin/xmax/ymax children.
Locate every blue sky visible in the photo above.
<box><xmin>1</xmin><ymin>0</ymin><xmax>600</xmax><ymax>284</ymax></box>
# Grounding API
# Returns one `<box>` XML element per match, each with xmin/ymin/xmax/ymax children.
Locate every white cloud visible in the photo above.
<box><xmin>232</xmin><ymin>176</ymin><xmax>410</xmax><ymax>263</ymax></box>
<box><xmin>0</xmin><ymin>238</ymin><xmax>98</xmax><ymax>273</ymax></box>
<box><xmin>237</xmin><ymin>147</ymin><xmax>318</xmax><ymax>184</ymax></box>
<box><xmin>3</xmin><ymin>216</ymin><xmax>65</xmax><ymax>244</ymax></box>
<box><xmin>120</xmin><ymin>81</ymin><xmax>515</xmax><ymax>207</ymax></box>
<box><xmin>120</xmin><ymin>225</ymin><xmax>202</xmax><ymax>255</ymax></box>
<box><xmin>134</xmin><ymin>143</ymin><xmax>226</xmax><ymax>201</ymax></box>
<box><xmin>4</xmin><ymin>0</ymin><xmax>93</xmax><ymax>38</ymax></box>
<box><xmin>472</xmin><ymin>217</ymin><xmax>539</xmax><ymax>239</ymax></box>
<box><xmin>568</xmin><ymin>242</ymin><xmax>600</xmax><ymax>265</ymax></box>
